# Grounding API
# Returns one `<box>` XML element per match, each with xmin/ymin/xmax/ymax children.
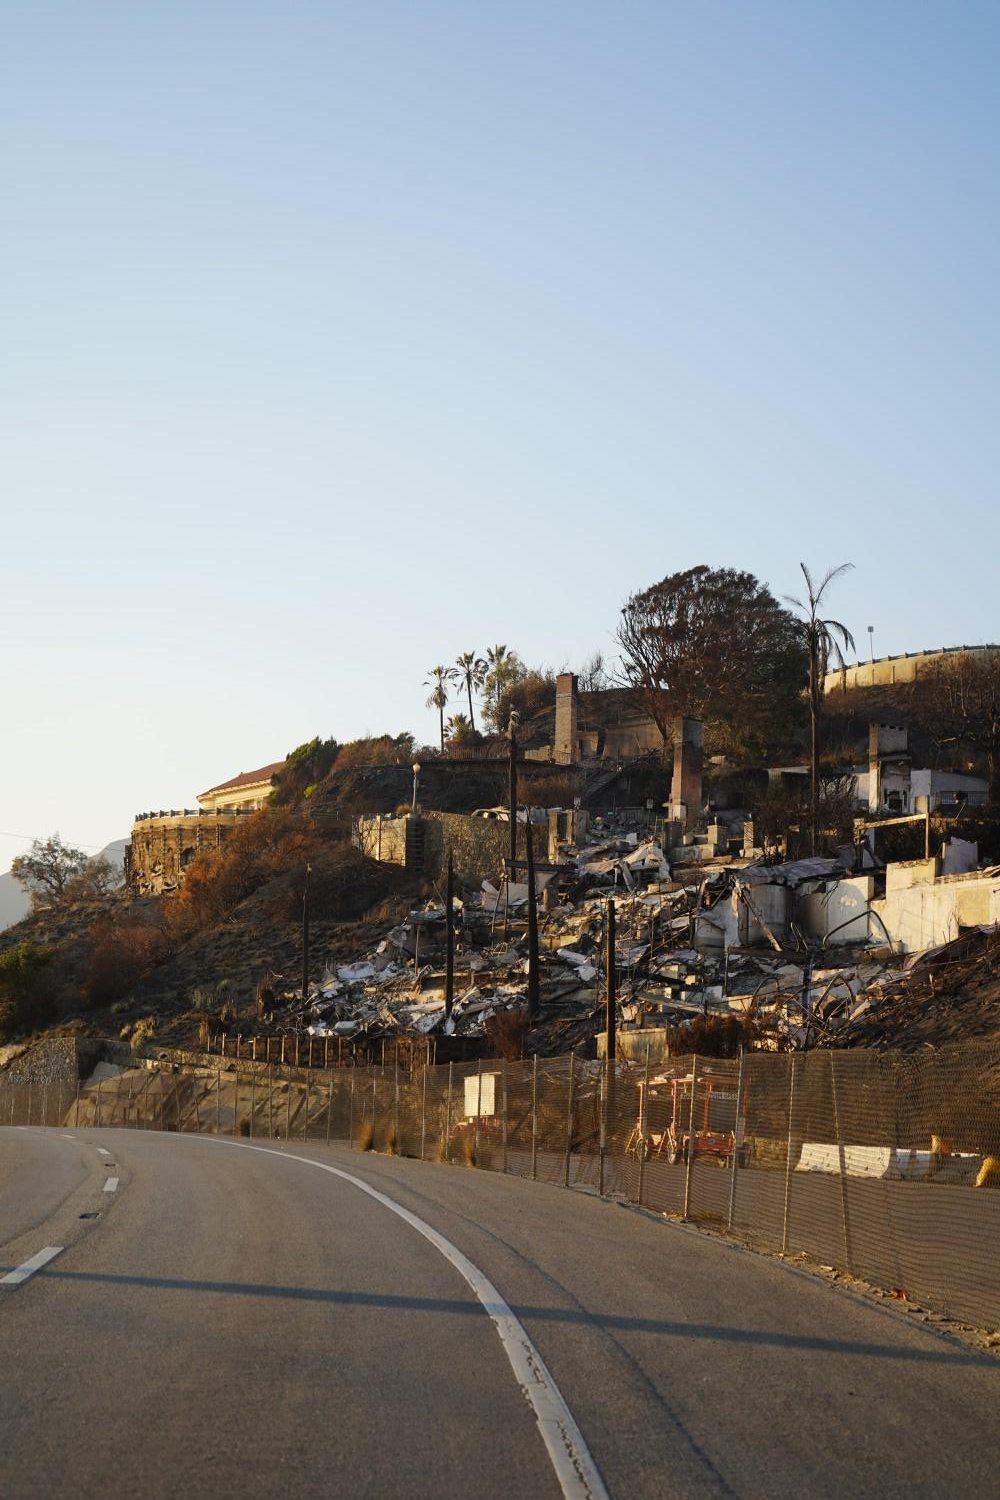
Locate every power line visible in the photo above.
<box><xmin>0</xmin><ymin>830</ymin><xmax>108</xmax><ymax>852</ymax></box>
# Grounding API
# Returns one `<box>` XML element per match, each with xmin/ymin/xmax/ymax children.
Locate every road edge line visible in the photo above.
<box><xmin>197</xmin><ymin>1138</ymin><xmax>610</xmax><ymax>1500</ymax></box>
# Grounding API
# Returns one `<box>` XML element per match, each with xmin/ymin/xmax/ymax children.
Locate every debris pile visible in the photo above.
<box><xmin>246</xmin><ymin>814</ymin><xmax>1000</xmax><ymax>1059</ymax></box>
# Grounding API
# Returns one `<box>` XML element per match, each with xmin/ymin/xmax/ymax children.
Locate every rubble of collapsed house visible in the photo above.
<box><xmin>257</xmin><ymin>711</ymin><xmax>1000</xmax><ymax>1060</ymax></box>
<box><xmin>262</xmin><ymin>799</ymin><xmax>1000</xmax><ymax>1061</ymax></box>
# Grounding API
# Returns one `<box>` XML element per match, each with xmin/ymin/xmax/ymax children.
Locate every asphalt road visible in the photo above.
<box><xmin>1</xmin><ymin>1126</ymin><xmax>997</xmax><ymax>1499</ymax></box>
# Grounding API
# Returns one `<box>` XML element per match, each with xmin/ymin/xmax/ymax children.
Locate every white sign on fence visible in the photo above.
<box><xmin>464</xmin><ymin>1072</ymin><xmax>498</xmax><ymax>1118</ymax></box>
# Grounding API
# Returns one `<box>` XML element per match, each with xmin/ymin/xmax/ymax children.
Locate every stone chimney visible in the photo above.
<box><xmin>669</xmin><ymin>717</ymin><xmax>703</xmax><ymax>828</ymax></box>
<box><xmin>554</xmin><ymin>672</ymin><xmax>579</xmax><ymax>765</ymax></box>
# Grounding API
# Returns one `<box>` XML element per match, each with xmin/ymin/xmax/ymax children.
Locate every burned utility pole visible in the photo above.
<box><xmin>508</xmin><ymin>711</ymin><xmax>519</xmax><ymax>874</ymax></box>
<box><xmin>526</xmin><ymin>816</ymin><xmax>540</xmax><ymax>1021</ymax></box>
<box><xmin>445</xmin><ymin>850</ymin><xmax>455</xmax><ymax>1019</ymax></box>
<box><xmin>302</xmin><ymin>862</ymin><xmax>311</xmax><ymax>1006</ymax></box>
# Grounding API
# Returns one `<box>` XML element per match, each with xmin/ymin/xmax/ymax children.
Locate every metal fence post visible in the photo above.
<box><xmin>474</xmin><ymin>1059</ymin><xmax>482</xmax><ymax>1166</ymax></box>
<box><xmin>233</xmin><ymin>1071</ymin><xmax>239</xmax><ymax>1138</ymax></box>
<box><xmin>348</xmin><ymin>1072</ymin><xmax>355</xmax><ymax>1145</ymax></box>
<box><xmin>74</xmin><ymin>1077</ymin><xmax>81</xmax><ymax>1129</ymax></box>
<box><xmin>781</xmin><ymin>1056</ymin><xmax>799</xmax><ymax>1256</ymax></box>
<box><xmin>371</xmin><ymin>1068</ymin><xmax>378</xmax><ymax>1149</ymax></box>
<box><xmin>216</xmin><ymin>1069</ymin><xmax>222</xmax><ymax>1133</ymax></box>
<box><xmin>682</xmin><ymin>1056</ymin><xmax>700</xmax><ymax>1221</ymax></box>
<box><xmin>326</xmin><ymin>1077</ymin><xmax>334</xmax><ymax>1144</ymax></box>
<box><xmin>598</xmin><ymin>1060</ymin><xmax>606</xmax><ymax>1197</ymax></box>
<box><xmin>302</xmin><ymin>1075</ymin><xmax>311</xmax><ymax>1141</ymax></box>
<box><xmin>563</xmin><ymin>1054</ymin><xmax>576</xmax><ymax>1188</ymax></box>
<box><xmin>501</xmin><ymin>1058</ymin><xmax>509</xmax><ymax>1175</ymax></box>
<box><xmin>249</xmin><ymin>1072</ymin><xmax>256</xmax><ymax>1139</ymax></box>
<box><xmin>530</xmin><ymin>1055</ymin><xmax>539</xmax><ymax>1181</ymax></box>
<box><xmin>286</xmin><ymin>1078</ymin><xmax>293</xmax><ymax>1140</ymax></box>
<box><xmin>830</xmin><ymin>1052</ymin><xmax>854</xmax><ymax>1275</ymax></box>
<box><xmin>727</xmin><ymin>1049</ymin><xmax>745</xmax><ymax>1232</ymax></box>
<box><xmin>269</xmin><ymin>1073</ymin><xmax>275</xmax><ymax>1139</ymax></box>
<box><xmin>637</xmin><ymin>1041</ymin><xmax>651</xmax><ymax>1207</ymax></box>
<box><xmin>41</xmin><ymin>1081</ymin><xmax>49</xmax><ymax>1129</ymax></box>
<box><xmin>420</xmin><ymin>1061</ymin><xmax>428</xmax><ymax>1161</ymax></box>
<box><xmin>445</xmin><ymin>1061</ymin><xmax>454</xmax><ymax>1163</ymax></box>
<box><xmin>27</xmin><ymin>1080</ymin><xmax>34</xmax><ymax>1127</ymax></box>
<box><xmin>393</xmin><ymin>1054</ymin><xmax>400</xmax><ymax>1152</ymax></box>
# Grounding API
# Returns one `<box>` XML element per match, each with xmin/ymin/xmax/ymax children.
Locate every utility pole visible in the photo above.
<box><xmin>508</xmin><ymin>713</ymin><xmax>519</xmax><ymax>874</ymax></box>
<box><xmin>525</xmin><ymin>816</ymin><xmax>539</xmax><ymax>1021</ymax></box>
<box><xmin>301</xmin><ymin>862</ymin><xmax>311</xmax><ymax>1006</ymax></box>
<box><xmin>445</xmin><ymin>850</ymin><xmax>455</xmax><ymax>1019</ymax></box>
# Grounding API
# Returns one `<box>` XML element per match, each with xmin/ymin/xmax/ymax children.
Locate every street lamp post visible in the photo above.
<box><xmin>411</xmin><ymin>761</ymin><xmax>421</xmax><ymax>814</ymax></box>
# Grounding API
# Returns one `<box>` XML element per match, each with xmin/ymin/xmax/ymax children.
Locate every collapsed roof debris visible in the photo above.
<box><xmin>257</xmin><ymin>803</ymin><xmax>1000</xmax><ymax>1060</ymax></box>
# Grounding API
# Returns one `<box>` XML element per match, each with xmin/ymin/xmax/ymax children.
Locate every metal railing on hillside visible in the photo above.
<box><xmin>3</xmin><ymin>1044</ymin><xmax>998</xmax><ymax>1331</ymax></box>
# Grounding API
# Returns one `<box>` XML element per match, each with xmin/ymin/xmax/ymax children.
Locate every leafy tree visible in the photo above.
<box><xmin>482</xmin><ymin>645</ymin><xmax>525</xmax><ymax>734</ymax></box>
<box><xmin>617</xmin><ymin>566</ymin><xmax>807</xmax><ymax>757</ymax></box>
<box><xmin>783</xmin><ymin>563</ymin><xmax>855</xmax><ymax>853</ymax></box>
<box><xmin>425</xmin><ymin>665</ymin><xmax>458</xmax><ymax>753</ymax></box>
<box><xmin>0</xmin><ymin>942</ymin><xmax>54</xmax><ymax>1041</ymax></box>
<box><xmin>494</xmin><ymin>668</ymin><xmax>557</xmax><ymax>736</ymax></box>
<box><xmin>11</xmin><ymin>834</ymin><xmax>90</xmax><ymax>908</ymax></box>
<box><xmin>455</xmin><ymin>651</ymin><xmax>487</xmax><ymax>734</ymax></box>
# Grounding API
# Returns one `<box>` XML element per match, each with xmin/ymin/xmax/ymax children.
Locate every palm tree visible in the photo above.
<box><xmin>784</xmin><ymin>563</ymin><xmax>856</xmax><ymax>854</ymax></box>
<box><xmin>425</xmin><ymin>665</ymin><xmax>458</xmax><ymax>754</ymax></box>
<box><xmin>455</xmin><ymin>651</ymin><xmax>487</xmax><ymax>734</ymax></box>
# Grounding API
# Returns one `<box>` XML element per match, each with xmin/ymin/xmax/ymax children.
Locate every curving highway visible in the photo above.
<box><xmin>1</xmin><ymin>1125</ymin><xmax>997</xmax><ymax>1498</ymax></box>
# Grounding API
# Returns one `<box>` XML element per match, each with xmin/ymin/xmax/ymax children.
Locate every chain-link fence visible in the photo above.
<box><xmin>3</xmin><ymin>1043</ymin><xmax>998</xmax><ymax>1328</ymax></box>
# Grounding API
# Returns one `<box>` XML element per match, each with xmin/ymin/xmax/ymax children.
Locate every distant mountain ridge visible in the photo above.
<box><xmin>0</xmin><ymin>839</ymin><xmax>128</xmax><ymax>933</ymax></box>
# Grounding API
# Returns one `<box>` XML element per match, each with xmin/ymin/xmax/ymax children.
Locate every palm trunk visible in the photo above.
<box><xmin>810</xmin><ymin>699</ymin><xmax>819</xmax><ymax>855</ymax></box>
<box><xmin>467</xmin><ymin>680</ymin><xmax>476</xmax><ymax>735</ymax></box>
<box><xmin>809</xmin><ymin>649</ymin><xmax>819</xmax><ymax>855</ymax></box>
<box><xmin>439</xmin><ymin>702</ymin><xmax>445</xmax><ymax>755</ymax></box>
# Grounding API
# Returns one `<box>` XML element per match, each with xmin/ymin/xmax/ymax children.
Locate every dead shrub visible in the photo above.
<box><xmin>661</xmin><ymin>1012</ymin><xmax>777</xmax><ymax>1058</ymax></box>
<box><xmin>266</xmin><ymin>841</ymin><xmax>398</xmax><ymax>924</ymax></box>
<box><xmin>460</xmin><ymin>1127</ymin><xmax>477</xmax><ymax>1168</ymax></box>
<box><xmin>83</xmin><ymin>916</ymin><xmax>168</xmax><ymax>1008</ymax></box>
<box><xmin>356</xmin><ymin>1119</ymin><xmax>374</xmax><ymax>1151</ymax></box>
<box><xmin>483</xmin><ymin>1006</ymin><xmax>529</xmax><ymax>1060</ymax></box>
<box><xmin>385</xmin><ymin>1124</ymin><xmax>398</xmax><ymax>1155</ymax></box>
<box><xmin>165</xmin><ymin>808</ymin><xmax>317</xmax><ymax>937</ymax></box>
<box><xmin>518</xmin><ymin>770</ymin><xmax>579</xmax><ymax>808</ymax></box>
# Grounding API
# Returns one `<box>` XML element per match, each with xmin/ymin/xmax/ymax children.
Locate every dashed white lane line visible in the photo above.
<box><xmin>96</xmin><ymin>1148</ymin><xmax>111</xmax><ymax>1157</ymax></box>
<box><xmin>62</xmin><ymin>1134</ymin><xmax>76</xmax><ymax>1141</ymax></box>
<box><xmin>102</xmin><ymin>1177</ymin><xmax>119</xmax><ymax>1193</ymax></box>
<box><xmin>1</xmin><ymin>1246</ymin><xmax>64</xmax><ymax>1287</ymax></box>
<box><xmin>198</xmin><ymin>1138</ymin><xmax>609</xmax><ymax>1500</ymax></box>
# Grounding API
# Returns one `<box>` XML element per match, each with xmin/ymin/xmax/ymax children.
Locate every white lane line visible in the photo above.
<box><xmin>96</xmin><ymin>1148</ymin><xmax>111</xmax><ymax>1157</ymax></box>
<box><xmin>200</xmin><ymin>1140</ymin><xmax>609</xmax><ymax>1500</ymax></box>
<box><xmin>62</xmin><ymin>1134</ymin><xmax>76</xmax><ymax>1141</ymax></box>
<box><xmin>1</xmin><ymin>1246</ymin><xmax>64</xmax><ymax>1287</ymax></box>
<box><xmin>102</xmin><ymin>1177</ymin><xmax>119</xmax><ymax>1193</ymax></box>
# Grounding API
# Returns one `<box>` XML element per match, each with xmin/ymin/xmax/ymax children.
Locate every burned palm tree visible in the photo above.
<box><xmin>784</xmin><ymin>563</ymin><xmax>856</xmax><ymax>854</ymax></box>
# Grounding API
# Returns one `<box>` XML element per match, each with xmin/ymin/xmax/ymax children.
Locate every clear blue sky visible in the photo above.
<box><xmin>2</xmin><ymin>2</ymin><xmax>998</xmax><ymax>864</ymax></box>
